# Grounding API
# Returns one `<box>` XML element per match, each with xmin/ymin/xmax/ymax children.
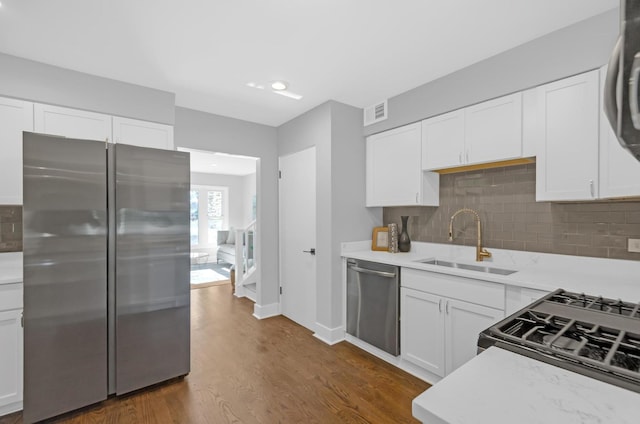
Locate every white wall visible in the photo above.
<box><xmin>243</xmin><ymin>173</ymin><xmax>257</xmax><ymax>225</ymax></box>
<box><xmin>364</xmin><ymin>9</ymin><xmax>619</xmax><ymax>136</ymax></box>
<box><xmin>191</xmin><ymin>172</ymin><xmax>252</xmax><ymax>230</ymax></box>
<box><xmin>174</xmin><ymin>107</ymin><xmax>279</xmax><ymax>309</ymax></box>
<box><xmin>277</xmin><ymin>100</ymin><xmax>381</xmax><ymax>333</ymax></box>
<box><xmin>0</xmin><ymin>52</ymin><xmax>175</xmax><ymax>125</ymax></box>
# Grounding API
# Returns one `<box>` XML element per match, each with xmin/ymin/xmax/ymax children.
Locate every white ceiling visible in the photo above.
<box><xmin>178</xmin><ymin>147</ymin><xmax>257</xmax><ymax>176</ymax></box>
<box><xmin>0</xmin><ymin>0</ymin><xmax>618</xmax><ymax>127</ymax></box>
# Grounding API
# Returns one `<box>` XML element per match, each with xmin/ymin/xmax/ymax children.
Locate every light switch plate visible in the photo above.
<box><xmin>628</xmin><ymin>238</ymin><xmax>640</xmax><ymax>253</ymax></box>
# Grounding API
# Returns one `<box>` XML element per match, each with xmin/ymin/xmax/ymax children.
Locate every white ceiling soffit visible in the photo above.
<box><xmin>0</xmin><ymin>0</ymin><xmax>618</xmax><ymax>127</ymax></box>
<box><xmin>178</xmin><ymin>147</ymin><xmax>257</xmax><ymax>176</ymax></box>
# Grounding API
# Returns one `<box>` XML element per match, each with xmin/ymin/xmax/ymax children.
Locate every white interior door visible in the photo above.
<box><xmin>279</xmin><ymin>147</ymin><xmax>316</xmax><ymax>331</ymax></box>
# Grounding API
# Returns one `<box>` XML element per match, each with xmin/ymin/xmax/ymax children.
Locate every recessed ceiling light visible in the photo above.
<box><xmin>210</xmin><ymin>163</ymin><xmax>218</xmax><ymax>167</ymax></box>
<box><xmin>271</xmin><ymin>81</ymin><xmax>288</xmax><ymax>91</ymax></box>
<box><xmin>246</xmin><ymin>82</ymin><xmax>265</xmax><ymax>90</ymax></box>
<box><xmin>273</xmin><ymin>90</ymin><xmax>303</xmax><ymax>100</ymax></box>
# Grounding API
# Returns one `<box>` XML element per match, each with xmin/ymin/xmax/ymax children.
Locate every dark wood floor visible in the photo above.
<box><xmin>2</xmin><ymin>285</ymin><xmax>430</xmax><ymax>424</ymax></box>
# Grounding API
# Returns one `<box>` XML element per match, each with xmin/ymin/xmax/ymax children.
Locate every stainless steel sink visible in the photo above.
<box><xmin>416</xmin><ymin>259</ymin><xmax>517</xmax><ymax>276</ymax></box>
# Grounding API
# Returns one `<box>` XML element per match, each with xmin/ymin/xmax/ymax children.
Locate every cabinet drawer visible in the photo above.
<box><xmin>0</xmin><ymin>283</ymin><xmax>23</xmax><ymax>311</ymax></box>
<box><xmin>402</xmin><ymin>268</ymin><xmax>504</xmax><ymax>310</ymax></box>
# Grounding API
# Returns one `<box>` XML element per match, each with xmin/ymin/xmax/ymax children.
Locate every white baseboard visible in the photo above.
<box><xmin>344</xmin><ymin>334</ymin><xmax>440</xmax><ymax>385</ymax></box>
<box><xmin>313</xmin><ymin>323</ymin><xmax>345</xmax><ymax>345</ymax></box>
<box><xmin>253</xmin><ymin>302</ymin><xmax>280</xmax><ymax>319</ymax></box>
<box><xmin>0</xmin><ymin>400</ymin><xmax>22</xmax><ymax>417</ymax></box>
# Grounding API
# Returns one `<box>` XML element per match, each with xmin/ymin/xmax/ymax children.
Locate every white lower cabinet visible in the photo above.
<box><xmin>444</xmin><ymin>298</ymin><xmax>504</xmax><ymax>375</ymax></box>
<box><xmin>505</xmin><ymin>286</ymin><xmax>550</xmax><ymax>315</ymax></box>
<box><xmin>401</xmin><ymin>288</ymin><xmax>445</xmax><ymax>376</ymax></box>
<box><xmin>401</xmin><ymin>269</ymin><xmax>505</xmax><ymax>378</ymax></box>
<box><xmin>0</xmin><ymin>308</ymin><xmax>23</xmax><ymax>415</ymax></box>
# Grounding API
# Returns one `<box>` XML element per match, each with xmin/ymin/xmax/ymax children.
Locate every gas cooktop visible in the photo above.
<box><xmin>478</xmin><ymin>289</ymin><xmax>640</xmax><ymax>393</ymax></box>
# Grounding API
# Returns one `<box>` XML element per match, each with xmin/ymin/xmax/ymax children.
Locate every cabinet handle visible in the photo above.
<box><xmin>589</xmin><ymin>180</ymin><xmax>595</xmax><ymax>197</ymax></box>
<box><xmin>465</xmin><ymin>150</ymin><xmax>469</xmax><ymax>163</ymax></box>
<box><xmin>415</xmin><ymin>192</ymin><xmax>419</xmax><ymax>204</ymax></box>
<box><xmin>446</xmin><ymin>300</ymin><xmax>450</xmax><ymax>314</ymax></box>
<box><xmin>438</xmin><ymin>299</ymin><xmax>442</xmax><ymax>313</ymax></box>
<box><xmin>458</xmin><ymin>152</ymin><xmax>462</xmax><ymax>164</ymax></box>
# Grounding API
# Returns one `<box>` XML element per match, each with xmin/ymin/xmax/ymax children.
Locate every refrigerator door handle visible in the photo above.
<box><xmin>630</xmin><ymin>52</ymin><xmax>640</xmax><ymax>130</ymax></box>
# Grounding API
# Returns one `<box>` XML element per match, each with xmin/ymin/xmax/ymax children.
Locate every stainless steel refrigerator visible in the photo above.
<box><xmin>22</xmin><ymin>132</ymin><xmax>190</xmax><ymax>423</ymax></box>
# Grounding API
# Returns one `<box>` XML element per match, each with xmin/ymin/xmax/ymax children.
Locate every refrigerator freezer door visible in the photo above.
<box><xmin>114</xmin><ymin>144</ymin><xmax>190</xmax><ymax>394</ymax></box>
<box><xmin>23</xmin><ymin>133</ymin><xmax>108</xmax><ymax>423</ymax></box>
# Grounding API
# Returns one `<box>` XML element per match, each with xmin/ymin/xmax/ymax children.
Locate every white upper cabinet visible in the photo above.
<box><xmin>421</xmin><ymin>110</ymin><xmax>465</xmax><ymax>169</ymax></box>
<box><xmin>465</xmin><ymin>93</ymin><xmax>523</xmax><ymax>164</ymax></box>
<box><xmin>34</xmin><ymin>103</ymin><xmax>111</xmax><ymax>142</ymax></box>
<box><xmin>0</xmin><ymin>97</ymin><xmax>33</xmax><ymax>204</ymax></box>
<box><xmin>422</xmin><ymin>93</ymin><xmax>524</xmax><ymax>170</ymax></box>
<box><xmin>112</xmin><ymin>117</ymin><xmax>174</xmax><ymax>150</ymax></box>
<box><xmin>366</xmin><ymin>122</ymin><xmax>439</xmax><ymax>207</ymax></box>
<box><xmin>535</xmin><ymin>70</ymin><xmax>599</xmax><ymax>201</ymax></box>
<box><xmin>598</xmin><ymin>65</ymin><xmax>640</xmax><ymax>199</ymax></box>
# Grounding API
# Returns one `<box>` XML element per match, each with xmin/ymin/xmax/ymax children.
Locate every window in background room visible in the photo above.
<box><xmin>207</xmin><ymin>189</ymin><xmax>225</xmax><ymax>242</ymax></box>
<box><xmin>190</xmin><ymin>190</ymin><xmax>199</xmax><ymax>246</ymax></box>
<box><xmin>191</xmin><ymin>185</ymin><xmax>229</xmax><ymax>248</ymax></box>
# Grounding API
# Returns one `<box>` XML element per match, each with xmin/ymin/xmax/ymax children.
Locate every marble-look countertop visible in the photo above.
<box><xmin>413</xmin><ymin>346</ymin><xmax>640</xmax><ymax>424</ymax></box>
<box><xmin>342</xmin><ymin>241</ymin><xmax>640</xmax><ymax>301</ymax></box>
<box><xmin>0</xmin><ymin>252</ymin><xmax>23</xmax><ymax>285</ymax></box>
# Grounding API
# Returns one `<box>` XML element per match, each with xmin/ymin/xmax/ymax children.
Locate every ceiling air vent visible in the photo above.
<box><xmin>363</xmin><ymin>100</ymin><xmax>388</xmax><ymax>126</ymax></box>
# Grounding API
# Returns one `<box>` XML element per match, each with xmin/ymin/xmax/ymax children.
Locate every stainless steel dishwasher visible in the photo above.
<box><xmin>346</xmin><ymin>259</ymin><xmax>400</xmax><ymax>356</ymax></box>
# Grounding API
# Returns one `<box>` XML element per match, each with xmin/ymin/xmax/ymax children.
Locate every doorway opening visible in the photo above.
<box><xmin>178</xmin><ymin>147</ymin><xmax>259</xmax><ymax>299</ymax></box>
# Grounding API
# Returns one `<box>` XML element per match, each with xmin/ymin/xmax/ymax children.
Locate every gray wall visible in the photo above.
<box><xmin>384</xmin><ymin>164</ymin><xmax>640</xmax><ymax>261</ymax></box>
<box><xmin>191</xmin><ymin>172</ymin><xmax>253</xmax><ymax>230</ymax></box>
<box><xmin>329</xmin><ymin>102</ymin><xmax>381</xmax><ymax>326</ymax></box>
<box><xmin>174</xmin><ymin>107</ymin><xmax>279</xmax><ymax>307</ymax></box>
<box><xmin>0</xmin><ymin>52</ymin><xmax>175</xmax><ymax>124</ymax></box>
<box><xmin>278</xmin><ymin>102</ymin><xmax>333</xmax><ymax>328</ymax></box>
<box><xmin>278</xmin><ymin>101</ymin><xmax>381</xmax><ymax>331</ymax></box>
<box><xmin>365</xmin><ymin>9</ymin><xmax>619</xmax><ymax>136</ymax></box>
<box><xmin>243</xmin><ymin>173</ymin><xmax>257</xmax><ymax>225</ymax></box>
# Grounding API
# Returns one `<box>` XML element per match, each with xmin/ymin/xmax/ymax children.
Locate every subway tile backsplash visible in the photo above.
<box><xmin>0</xmin><ymin>205</ymin><xmax>22</xmax><ymax>253</ymax></box>
<box><xmin>383</xmin><ymin>164</ymin><xmax>640</xmax><ymax>261</ymax></box>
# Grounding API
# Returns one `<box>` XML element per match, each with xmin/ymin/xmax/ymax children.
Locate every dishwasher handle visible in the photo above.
<box><xmin>349</xmin><ymin>265</ymin><xmax>396</xmax><ymax>279</ymax></box>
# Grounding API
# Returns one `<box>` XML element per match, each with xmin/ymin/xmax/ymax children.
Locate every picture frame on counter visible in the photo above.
<box><xmin>371</xmin><ymin>226</ymin><xmax>389</xmax><ymax>251</ymax></box>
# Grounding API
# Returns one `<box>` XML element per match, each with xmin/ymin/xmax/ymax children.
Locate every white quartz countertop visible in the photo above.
<box><xmin>342</xmin><ymin>241</ymin><xmax>640</xmax><ymax>301</ymax></box>
<box><xmin>0</xmin><ymin>252</ymin><xmax>23</xmax><ymax>285</ymax></box>
<box><xmin>412</xmin><ymin>346</ymin><xmax>640</xmax><ymax>424</ymax></box>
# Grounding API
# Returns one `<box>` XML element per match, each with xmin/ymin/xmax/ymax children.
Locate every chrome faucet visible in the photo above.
<box><xmin>448</xmin><ymin>208</ymin><xmax>492</xmax><ymax>262</ymax></box>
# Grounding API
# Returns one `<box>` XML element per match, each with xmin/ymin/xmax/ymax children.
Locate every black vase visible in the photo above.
<box><xmin>398</xmin><ymin>216</ymin><xmax>411</xmax><ymax>252</ymax></box>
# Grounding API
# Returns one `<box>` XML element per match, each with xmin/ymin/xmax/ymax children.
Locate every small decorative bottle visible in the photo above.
<box><xmin>398</xmin><ymin>216</ymin><xmax>411</xmax><ymax>252</ymax></box>
<box><xmin>388</xmin><ymin>223</ymin><xmax>398</xmax><ymax>253</ymax></box>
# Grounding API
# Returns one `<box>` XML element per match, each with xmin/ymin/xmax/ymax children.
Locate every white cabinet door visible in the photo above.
<box><xmin>366</xmin><ymin>122</ymin><xmax>438</xmax><ymax>206</ymax></box>
<box><xmin>0</xmin><ymin>97</ymin><xmax>33</xmax><ymax>204</ymax></box>
<box><xmin>421</xmin><ymin>109</ymin><xmax>465</xmax><ymax>170</ymax></box>
<box><xmin>401</xmin><ymin>288</ymin><xmax>445</xmax><ymax>377</ymax></box>
<box><xmin>465</xmin><ymin>93</ymin><xmax>522</xmax><ymax>165</ymax></box>
<box><xmin>0</xmin><ymin>309</ymin><xmax>23</xmax><ymax>413</ymax></box>
<box><xmin>536</xmin><ymin>70</ymin><xmax>599</xmax><ymax>201</ymax></box>
<box><xmin>598</xmin><ymin>66</ymin><xmax>640</xmax><ymax>198</ymax></box>
<box><xmin>112</xmin><ymin>117</ymin><xmax>174</xmax><ymax>150</ymax></box>
<box><xmin>444</xmin><ymin>299</ymin><xmax>503</xmax><ymax>375</ymax></box>
<box><xmin>34</xmin><ymin>103</ymin><xmax>111</xmax><ymax>142</ymax></box>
